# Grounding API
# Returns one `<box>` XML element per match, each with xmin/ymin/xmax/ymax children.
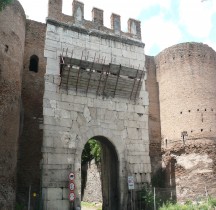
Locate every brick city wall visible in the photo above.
<box><xmin>145</xmin><ymin>56</ymin><xmax>162</xmax><ymax>176</ymax></box>
<box><xmin>16</xmin><ymin>19</ymin><xmax>46</xmax><ymax>206</ymax></box>
<box><xmin>0</xmin><ymin>1</ymin><xmax>26</xmax><ymax>209</ymax></box>
<box><xmin>155</xmin><ymin>42</ymin><xmax>216</xmax><ymax>201</ymax></box>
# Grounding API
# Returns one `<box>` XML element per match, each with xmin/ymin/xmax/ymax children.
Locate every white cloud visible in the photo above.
<box><xmin>142</xmin><ymin>14</ymin><xmax>182</xmax><ymax>55</ymax></box>
<box><xmin>179</xmin><ymin>0</ymin><xmax>216</xmax><ymax>38</ymax></box>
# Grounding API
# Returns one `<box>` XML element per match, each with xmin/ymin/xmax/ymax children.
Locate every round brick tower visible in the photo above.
<box><xmin>155</xmin><ymin>42</ymin><xmax>216</xmax><ymax>201</ymax></box>
<box><xmin>0</xmin><ymin>0</ymin><xmax>26</xmax><ymax>208</ymax></box>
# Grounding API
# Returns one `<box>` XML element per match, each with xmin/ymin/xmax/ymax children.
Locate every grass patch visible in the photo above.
<box><xmin>81</xmin><ymin>201</ymin><xmax>102</xmax><ymax>210</ymax></box>
<box><xmin>159</xmin><ymin>197</ymin><xmax>216</xmax><ymax>210</ymax></box>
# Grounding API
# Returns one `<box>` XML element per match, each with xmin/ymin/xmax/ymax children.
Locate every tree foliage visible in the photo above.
<box><xmin>0</xmin><ymin>0</ymin><xmax>12</xmax><ymax>11</ymax></box>
<box><xmin>81</xmin><ymin>139</ymin><xmax>102</xmax><ymax>199</ymax></box>
<box><xmin>81</xmin><ymin>139</ymin><xmax>101</xmax><ymax>165</ymax></box>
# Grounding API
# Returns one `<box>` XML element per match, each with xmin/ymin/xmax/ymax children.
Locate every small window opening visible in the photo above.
<box><xmin>5</xmin><ymin>45</ymin><xmax>8</xmax><ymax>53</ymax></box>
<box><xmin>201</xmin><ymin>129</ymin><xmax>203</xmax><ymax>132</ymax></box>
<box><xmin>29</xmin><ymin>55</ymin><xmax>39</xmax><ymax>73</ymax></box>
<box><xmin>180</xmin><ymin>111</ymin><xmax>182</xmax><ymax>114</ymax></box>
<box><xmin>188</xmin><ymin>110</ymin><xmax>191</xmax><ymax>112</ymax></box>
<box><xmin>197</xmin><ymin>109</ymin><xmax>199</xmax><ymax>111</ymax></box>
<box><xmin>205</xmin><ymin>109</ymin><xmax>207</xmax><ymax>111</ymax></box>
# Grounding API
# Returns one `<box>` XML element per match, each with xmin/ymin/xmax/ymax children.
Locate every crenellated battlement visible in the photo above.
<box><xmin>47</xmin><ymin>0</ymin><xmax>142</xmax><ymax>40</ymax></box>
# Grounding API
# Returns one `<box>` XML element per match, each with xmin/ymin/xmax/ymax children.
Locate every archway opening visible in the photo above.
<box><xmin>81</xmin><ymin>136</ymin><xmax>119</xmax><ymax>210</ymax></box>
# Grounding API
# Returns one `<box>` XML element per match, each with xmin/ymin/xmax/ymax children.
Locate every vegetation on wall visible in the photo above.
<box><xmin>0</xmin><ymin>0</ymin><xmax>12</xmax><ymax>11</ymax></box>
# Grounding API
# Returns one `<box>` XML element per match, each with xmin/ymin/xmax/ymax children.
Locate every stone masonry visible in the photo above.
<box><xmin>17</xmin><ymin>19</ymin><xmax>46</xmax><ymax>206</ymax></box>
<box><xmin>42</xmin><ymin>1</ymin><xmax>150</xmax><ymax>209</ymax></box>
<box><xmin>0</xmin><ymin>1</ymin><xmax>216</xmax><ymax>209</ymax></box>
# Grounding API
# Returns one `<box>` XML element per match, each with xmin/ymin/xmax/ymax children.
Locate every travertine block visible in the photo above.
<box><xmin>46</xmin><ymin>31</ymin><xmax>60</xmax><ymax>41</ymax></box>
<box><xmin>116</xmin><ymin>102</ymin><xmax>127</xmax><ymax>112</ymax></box>
<box><xmin>47</xmin><ymin>153</ymin><xmax>74</xmax><ymax>165</ymax></box>
<box><xmin>44</xmin><ymin>108</ymin><xmax>55</xmax><ymax>117</ymax></box>
<box><xmin>46</xmin><ymin>200</ymin><xmax>69</xmax><ymax>210</ymax></box>
<box><xmin>44</xmin><ymin>49</ymin><xmax>57</xmax><ymax>59</ymax></box>
<box><xmin>46</xmin><ymin>188</ymin><xmax>63</xmax><ymax>201</ymax></box>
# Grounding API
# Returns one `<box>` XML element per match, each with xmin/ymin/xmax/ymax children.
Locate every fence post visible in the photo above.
<box><xmin>154</xmin><ymin>187</ymin><xmax>156</xmax><ymax>210</ymax></box>
<box><xmin>28</xmin><ymin>185</ymin><xmax>31</xmax><ymax>210</ymax></box>
<box><xmin>205</xmin><ymin>186</ymin><xmax>209</xmax><ymax>208</ymax></box>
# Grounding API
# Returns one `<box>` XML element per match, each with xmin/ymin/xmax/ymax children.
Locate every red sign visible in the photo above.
<box><xmin>68</xmin><ymin>172</ymin><xmax>75</xmax><ymax>202</ymax></box>
<box><xmin>69</xmin><ymin>192</ymin><xmax>75</xmax><ymax>202</ymax></box>
<box><xmin>69</xmin><ymin>172</ymin><xmax>75</xmax><ymax>181</ymax></box>
<box><xmin>69</xmin><ymin>181</ymin><xmax>75</xmax><ymax>191</ymax></box>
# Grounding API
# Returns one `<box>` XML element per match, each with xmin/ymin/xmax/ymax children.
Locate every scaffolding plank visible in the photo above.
<box><xmin>60</xmin><ymin>56</ymin><xmax>144</xmax><ymax>100</ymax></box>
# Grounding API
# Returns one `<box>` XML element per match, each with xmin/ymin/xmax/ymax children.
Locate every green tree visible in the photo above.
<box><xmin>81</xmin><ymin>139</ymin><xmax>101</xmax><ymax>165</ymax></box>
<box><xmin>0</xmin><ymin>0</ymin><xmax>12</xmax><ymax>11</ymax></box>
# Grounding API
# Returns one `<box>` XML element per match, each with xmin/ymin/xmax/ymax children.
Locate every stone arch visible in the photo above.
<box><xmin>74</xmin><ymin>130</ymin><xmax>127</xmax><ymax>210</ymax></box>
<box><xmin>80</xmin><ymin>126</ymin><xmax>125</xmax><ymax>156</ymax></box>
<box><xmin>81</xmin><ymin>136</ymin><xmax>120</xmax><ymax>210</ymax></box>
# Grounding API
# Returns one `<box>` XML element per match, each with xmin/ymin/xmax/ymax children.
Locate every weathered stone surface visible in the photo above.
<box><xmin>42</xmin><ymin>3</ymin><xmax>149</xmax><ymax>209</ymax></box>
<box><xmin>0</xmin><ymin>1</ymin><xmax>26</xmax><ymax>209</ymax></box>
<box><xmin>154</xmin><ymin>43</ymin><xmax>216</xmax><ymax>202</ymax></box>
<box><xmin>2</xmin><ymin>0</ymin><xmax>216</xmax><ymax>209</ymax></box>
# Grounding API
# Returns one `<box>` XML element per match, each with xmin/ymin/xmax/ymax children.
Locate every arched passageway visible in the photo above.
<box><xmin>81</xmin><ymin>136</ymin><xmax>120</xmax><ymax>210</ymax></box>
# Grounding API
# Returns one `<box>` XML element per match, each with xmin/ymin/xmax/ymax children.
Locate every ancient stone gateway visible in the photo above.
<box><xmin>42</xmin><ymin>0</ymin><xmax>151</xmax><ymax>209</ymax></box>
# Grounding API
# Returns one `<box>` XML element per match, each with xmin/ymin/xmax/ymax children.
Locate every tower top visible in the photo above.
<box><xmin>48</xmin><ymin>0</ymin><xmax>142</xmax><ymax>40</ymax></box>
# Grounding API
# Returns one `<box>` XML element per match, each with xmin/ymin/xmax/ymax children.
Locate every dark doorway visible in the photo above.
<box><xmin>81</xmin><ymin>136</ymin><xmax>119</xmax><ymax>210</ymax></box>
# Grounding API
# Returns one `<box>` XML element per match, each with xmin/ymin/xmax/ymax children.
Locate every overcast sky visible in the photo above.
<box><xmin>18</xmin><ymin>0</ymin><xmax>216</xmax><ymax>56</ymax></box>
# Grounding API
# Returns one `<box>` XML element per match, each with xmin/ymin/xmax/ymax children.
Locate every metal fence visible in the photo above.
<box><xmin>127</xmin><ymin>187</ymin><xmax>216</xmax><ymax>210</ymax></box>
<box><xmin>127</xmin><ymin>187</ymin><xmax>176</xmax><ymax>210</ymax></box>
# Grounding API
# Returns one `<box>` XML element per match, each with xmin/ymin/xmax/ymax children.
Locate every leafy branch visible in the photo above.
<box><xmin>0</xmin><ymin>0</ymin><xmax>13</xmax><ymax>11</ymax></box>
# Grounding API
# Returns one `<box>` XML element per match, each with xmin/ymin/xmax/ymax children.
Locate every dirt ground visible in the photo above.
<box><xmin>81</xmin><ymin>203</ymin><xmax>102</xmax><ymax>210</ymax></box>
<box><xmin>81</xmin><ymin>207</ymin><xmax>98</xmax><ymax>210</ymax></box>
